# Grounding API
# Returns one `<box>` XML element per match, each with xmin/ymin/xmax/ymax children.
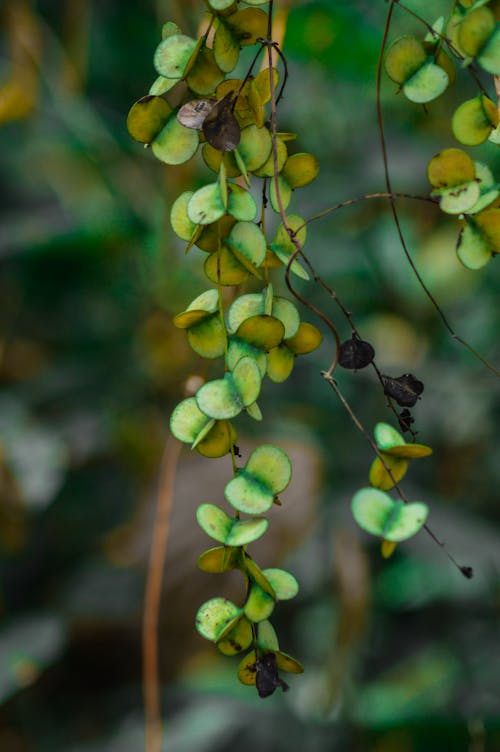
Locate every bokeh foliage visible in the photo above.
<box><xmin>0</xmin><ymin>1</ymin><xmax>499</xmax><ymax>750</ymax></box>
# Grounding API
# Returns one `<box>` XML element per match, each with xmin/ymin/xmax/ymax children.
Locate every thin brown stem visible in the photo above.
<box><xmin>143</xmin><ymin>435</ymin><xmax>182</xmax><ymax>752</ymax></box>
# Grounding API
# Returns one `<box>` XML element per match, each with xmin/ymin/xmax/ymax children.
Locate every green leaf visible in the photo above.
<box><xmin>196</xmin><ymin>597</ymin><xmax>242</xmax><ymax>642</ymax></box>
<box><xmin>226</xmin><ymin>221</ymin><xmax>267</xmax><ymax>267</ymax></box>
<box><xmin>195</xmin><ymin>356</ymin><xmax>262</xmax><ymax>419</ymax></box>
<box><xmin>127</xmin><ymin>96</ymin><xmax>173</xmax><ymax>144</ymax></box>
<box><xmin>197</xmin><ymin>546</ymin><xmax>241</xmax><ymax>573</ymax></box>
<box><xmin>244</xmin><ymin>585</ymin><xmax>275</xmax><ymax>622</ymax></box>
<box><xmin>403</xmin><ymin>61</ymin><xmax>448</xmax><ymax>104</ymax></box>
<box><xmin>217</xmin><ymin>616</ymin><xmax>253</xmax><ymax>656</ymax></box>
<box><xmin>225</xmin><ymin>444</ymin><xmax>292</xmax><ymax>514</ymax></box>
<box><xmin>263</xmin><ymin>568</ymin><xmax>299</xmax><ymax>600</ymax></box>
<box><xmin>196</xmin><ymin>503</ymin><xmax>268</xmax><ymax>546</ymax></box>
<box><xmin>152</xmin><ymin>114</ymin><xmax>199</xmax><ymax>165</ymax></box>
<box><xmin>154</xmin><ymin>34</ymin><xmax>198</xmax><ymax>79</ymax></box>
<box><xmin>187</xmin><ymin>183</ymin><xmax>226</xmax><ymax>225</ymax></box>
<box><xmin>351</xmin><ymin>488</ymin><xmax>429</xmax><ymax>542</ymax></box>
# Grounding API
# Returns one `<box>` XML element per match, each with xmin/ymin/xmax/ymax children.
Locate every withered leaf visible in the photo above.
<box><xmin>202</xmin><ymin>92</ymin><xmax>241</xmax><ymax>152</ymax></box>
<box><xmin>382</xmin><ymin>373</ymin><xmax>424</xmax><ymax>407</ymax></box>
<box><xmin>338</xmin><ymin>335</ymin><xmax>375</xmax><ymax>370</ymax></box>
<box><xmin>398</xmin><ymin>408</ymin><xmax>414</xmax><ymax>433</ymax></box>
<box><xmin>177</xmin><ymin>98</ymin><xmax>215</xmax><ymax>130</ymax></box>
<box><xmin>255</xmin><ymin>653</ymin><xmax>289</xmax><ymax>698</ymax></box>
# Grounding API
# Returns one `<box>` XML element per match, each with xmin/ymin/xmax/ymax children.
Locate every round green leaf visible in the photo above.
<box><xmin>351</xmin><ymin>488</ymin><xmax>429</xmax><ymax>542</ymax></box>
<box><xmin>152</xmin><ymin>115</ymin><xmax>199</xmax><ymax>165</ymax></box>
<box><xmin>170</xmin><ymin>191</ymin><xmax>197</xmax><ymax>241</ymax></box>
<box><xmin>214</xmin><ymin>21</ymin><xmax>240</xmax><ymax>73</ymax></box>
<box><xmin>186</xmin><ymin>47</ymin><xmax>224</xmax><ymax>95</ymax></box>
<box><xmin>369</xmin><ymin>454</ymin><xmax>409</xmax><ymax>491</ymax></box>
<box><xmin>127</xmin><ymin>96</ymin><xmax>173</xmax><ymax>144</ymax></box>
<box><xmin>154</xmin><ymin>34</ymin><xmax>198</xmax><ymax>79</ymax></box>
<box><xmin>202</xmin><ymin>143</ymin><xmax>241</xmax><ymax>177</ymax></box>
<box><xmin>208</xmin><ymin>0</ymin><xmax>237</xmax><ymax>9</ymax></box>
<box><xmin>257</xmin><ymin>621</ymin><xmax>280</xmax><ymax>651</ymax></box>
<box><xmin>272</xmin><ymin>297</ymin><xmax>300</xmax><ymax>339</ymax></box>
<box><xmin>452</xmin><ymin>95</ymin><xmax>498</xmax><ymax>146</ymax></box>
<box><xmin>403</xmin><ymin>61</ymin><xmax>449</xmax><ymax>104</ymax></box>
<box><xmin>235</xmin><ymin>315</ymin><xmax>285</xmax><ymax>350</ymax></box>
<box><xmin>253</xmin><ymin>138</ymin><xmax>288</xmax><ymax>177</ymax></box>
<box><xmin>196</xmin><ymin>215</ymin><xmax>237</xmax><ymax>252</ymax></box>
<box><xmin>427</xmin><ymin>148</ymin><xmax>476</xmax><ymax>188</ymax></box>
<box><xmin>149</xmin><ymin>75</ymin><xmax>178</xmax><ymax>95</ymax></box>
<box><xmin>270</xmin><ymin>174</ymin><xmax>292</xmax><ymax>213</ymax></box>
<box><xmin>196</xmin><ymin>597</ymin><xmax>242</xmax><ymax>641</ymax></box>
<box><xmin>187</xmin><ymin>315</ymin><xmax>226</xmax><ymax>359</ymax></box>
<box><xmin>237</xmin><ymin>125</ymin><xmax>272</xmax><ymax>172</ymax></box>
<box><xmin>266</xmin><ymin>344</ymin><xmax>295</xmax><ymax>383</ymax></box>
<box><xmin>187</xmin><ymin>183</ymin><xmax>225</xmax><ymax>225</ymax></box>
<box><xmin>217</xmin><ymin>616</ymin><xmax>253</xmax><ymax>656</ymax></box>
<box><xmin>196</xmin><ymin>503</ymin><xmax>268</xmax><ymax>546</ymax></box>
<box><xmin>227</xmin><ymin>337</ymin><xmax>267</xmax><ymax>376</ymax></box>
<box><xmin>385</xmin><ymin>36</ymin><xmax>427</xmax><ymax>84</ymax></box>
<box><xmin>458</xmin><ymin>7</ymin><xmax>495</xmax><ymax>58</ymax></box>
<box><xmin>197</xmin><ymin>545</ymin><xmax>240</xmax><ymax>573</ymax></box>
<box><xmin>196</xmin><ymin>420</ymin><xmax>236</xmax><ymax>458</ymax></box>
<box><xmin>226</xmin><ymin>8</ymin><xmax>268</xmax><ymax>46</ymax></box>
<box><xmin>282</xmin><ymin>153</ymin><xmax>320</xmax><ymax>189</ymax></box>
<box><xmin>244</xmin><ymin>584</ymin><xmax>275</xmax><ymax>623</ymax></box>
<box><xmin>195</xmin><ymin>356</ymin><xmax>262</xmax><ymax>419</ymax></box>
<box><xmin>374</xmin><ymin>422</ymin><xmax>406</xmax><ymax>451</ymax></box>
<box><xmin>478</xmin><ymin>26</ymin><xmax>500</xmax><ymax>74</ymax></box>
<box><xmin>225</xmin><ymin>473</ymin><xmax>274</xmax><ymax>514</ymax></box>
<box><xmin>232</xmin><ymin>356</ymin><xmax>263</xmax><ymax>405</ymax></box>
<box><xmin>286</xmin><ymin>322</ymin><xmax>323</xmax><ymax>355</ymax></box>
<box><xmin>227</xmin><ymin>183</ymin><xmax>257</xmax><ymax>221</ymax></box>
<box><xmin>227</xmin><ymin>221</ymin><xmax>267</xmax><ymax>267</ymax></box>
<box><xmin>275</xmin><ymin>651</ymin><xmax>304</xmax><ymax>674</ymax></box>
<box><xmin>457</xmin><ymin>219</ymin><xmax>493</xmax><ymax>269</ymax></box>
<box><xmin>204</xmin><ymin>246</ymin><xmax>250</xmax><ymax>286</ymax></box>
<box><xmin>242</xmin><ymin>556</ymin><xmax>276</xmax><ymax>597</ymax></box>
<box><xmin>263</xmin><ymin>568</ymin><xmax>299</xmax><ymax>600</ymax></box>
<box><xmin>385</xmin><ymin>443</ymin><xmax>432</xmax><ymax>459</ymax></box>
<box><xmin>238</xmin><ymin>650</ymin><xmax>258</xmax><ymax>686</ymax></box>
<box><xmin>435</xmin><ymin>181</ymin><xmax>481</xmax><ymax>215</ymax></box>
<box><xmin>170</xmin><ymin>397</ymin><xmax>212</xmax><ymax>444</ymax></box>
<box><xmin>245</xmin><ymin>445</ymin><xmax>292</xmax><ymax>495</ymax></box>
<box><xmin>196</xmin><ymin>503</ymin><xmax>233</xmax><ymax>542</ymax></box>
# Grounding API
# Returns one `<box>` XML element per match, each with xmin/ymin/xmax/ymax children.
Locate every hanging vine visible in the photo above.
<box><xmin>127</xmin><ymin>0</ymin><xmax>500</xmax><ymax>713</ymax></box>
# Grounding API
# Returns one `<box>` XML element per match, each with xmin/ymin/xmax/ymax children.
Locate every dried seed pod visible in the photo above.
<box><xmin>255</xmin><ymin>653</ymin><xmax>289</xmax><ymax>698</ymax></box>
<box><xmin>338</xmin><ymin>335</ymin><xmax>375</xmax><ymax>370</ymax></box>
<box><xmin>203</xmin><ymin>93</ymin><xmax>241</xmax><ymax>151</ymax></box>
<box><xmin>177</xmin><ymin>98</ymin><xmax>215</xmax><ymax>129</ymax></box>
<box><xmin>382</xmin><ymin>374</ymin><xmax>424</xmax><ymax>407</ymax></box>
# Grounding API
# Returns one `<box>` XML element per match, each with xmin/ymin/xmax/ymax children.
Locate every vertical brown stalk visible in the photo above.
<box><xmin>143</xmin><ymin>435</ymin><xmax>182</xmax><ymax>752</ymax></box>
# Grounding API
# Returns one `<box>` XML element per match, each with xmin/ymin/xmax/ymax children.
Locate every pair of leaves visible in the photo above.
<box><xmin>369</xmin><ymin>422</ymin><xmax>432</xmax><ymax>491</ymax></box>
<box><xmin>385</xmin><ymin>35</ymin><xmax>451</xmax><ymax>104</ymax></box>
<box><xmin>428</xmin><ymin>148</ymin><xmax>499</xmax><ymax>215</ymax></box>
<box><xmin>352</xmin><ymin>487</ymin><xmax>429</xmax><ymax>542</ymax></box>
<box><xmin>170</xmin><ymin>397</ymin><xmax>237</xmax><ymax>457</ymax></box>
<box><xmin>225</xmin><ymin>444</ymin><xmax>292</xmax><ymax>514</ymax></box>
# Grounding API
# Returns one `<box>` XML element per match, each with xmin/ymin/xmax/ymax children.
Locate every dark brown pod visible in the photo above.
<box><xmin>338</xmin><ymin>335</ymin><xmax>375</xmax><ymax>370</ymax></box>
<box><xmin>255</xmin><ymin>653</ymin><xmax>289</xmax><ymax>698</ymax></box>
<box><xmin>382</xmin><ymin>374</ymin><xmax>424</xmax><ymax>407</ymax></box>
<box><xmin>202</xmin><ymin>93</ymin><xmax>241</xmax><ymax>151</ymax></box>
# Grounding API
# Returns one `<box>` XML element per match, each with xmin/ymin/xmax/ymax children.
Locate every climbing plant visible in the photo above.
<box><xmin>128</xmin><ymin>0</ymin><xmax>500</xmax><ymax>703</ymax></box>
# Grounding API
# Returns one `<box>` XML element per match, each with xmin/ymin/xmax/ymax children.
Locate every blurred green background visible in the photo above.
<box><xmin>1</xmin><ymin>1</ymin><xmax>499</xmax><ymax>750</ymax></box>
